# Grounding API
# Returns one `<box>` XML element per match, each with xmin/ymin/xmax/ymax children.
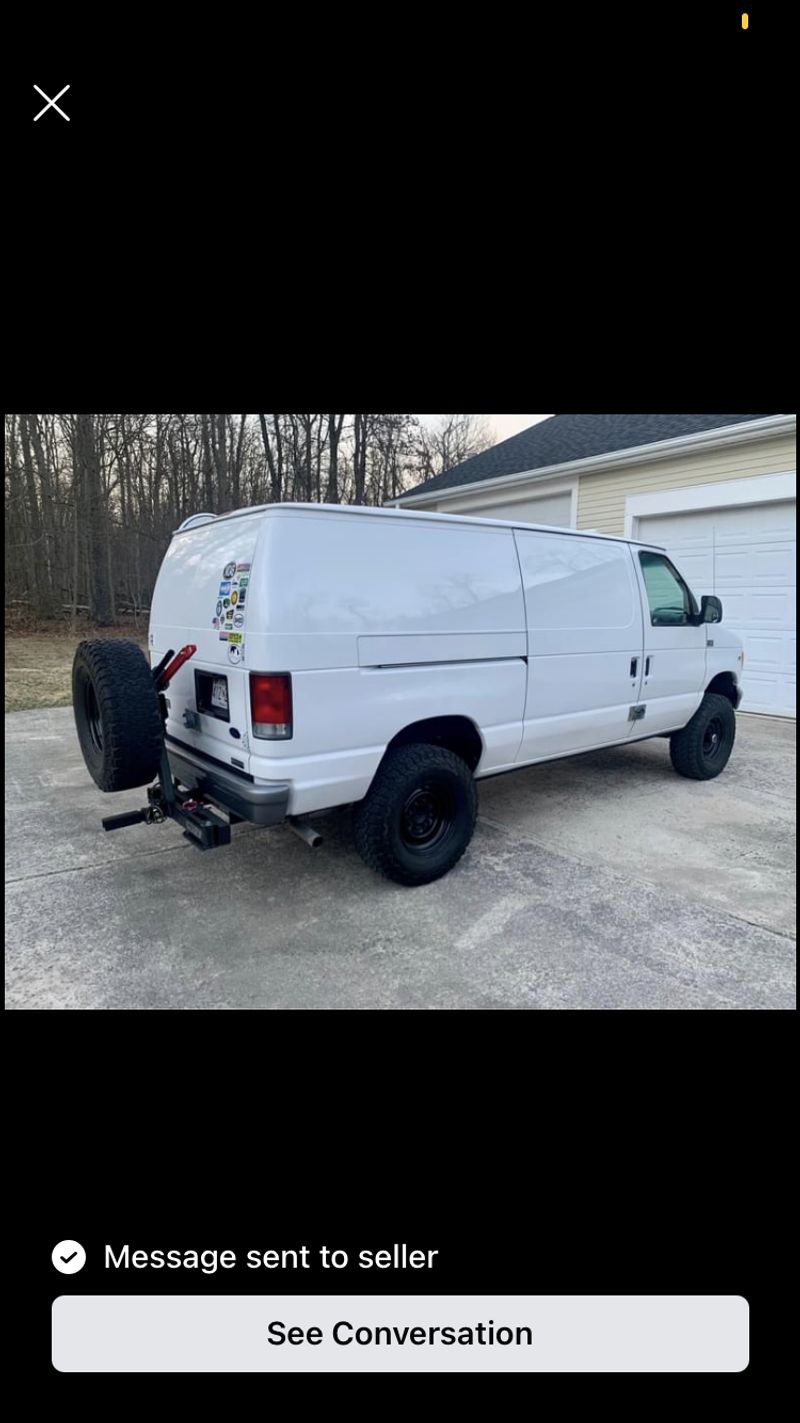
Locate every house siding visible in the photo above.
<box><xmin>577</xmin><ymin>434</ymin><xmax>796</xmax><ymax>535</ymax></box>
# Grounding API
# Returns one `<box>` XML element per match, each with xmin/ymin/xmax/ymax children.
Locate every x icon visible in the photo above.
<box><xmin>34</xmin><ymin>84</ymin><xmax>70</xmax><ymax>122</ymax></box>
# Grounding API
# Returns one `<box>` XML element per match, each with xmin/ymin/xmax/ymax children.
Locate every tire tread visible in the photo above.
<box><xmin>670</xmin><ymin>692</ymin><xmax>736</xmax><ymax>781</ymax></box>
<box><xmin>353</xmin><ymin>743</ymin><xmax>477</xmax><ymax>886</ymax></box>
<box><xmin>72</xmin><ymin>639</ymin><xmax>164</xmax><ymax>792</ymax></box>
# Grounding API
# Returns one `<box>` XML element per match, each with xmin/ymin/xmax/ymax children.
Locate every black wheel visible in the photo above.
<box><xmin>72</xmin><ymin>639</ymin><xmax>164</xmax><ymax>792</ymax></box>
<box><xmin>669</xmin><ymin>692</ymin><xmax>736</xmax><ymax>781</ymax></box>
<box><xmin>353</xmin><ymin>743</ymin><xmax>478</xmax><ymax>886</ymax></box>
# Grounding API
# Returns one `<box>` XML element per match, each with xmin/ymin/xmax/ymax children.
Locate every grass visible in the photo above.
<box><xmin>5</xmin><ymin>623</ymin><xmax>148</xmax><ymax>713</ymax></box>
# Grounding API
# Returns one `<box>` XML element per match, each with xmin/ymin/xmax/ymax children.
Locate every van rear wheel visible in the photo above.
<box><xmin>353</xmin><ymin>743</ymin><xmax>478</xmax><ymax>886</ymax></box>
<box><xmin>670</xmin><ymin>692</ymin><xmax>736</xmax><ymax>781</ymax></box>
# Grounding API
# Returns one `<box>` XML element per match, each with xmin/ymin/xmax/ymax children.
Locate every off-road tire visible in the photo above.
<box><xmin>353</xmin><ymin>743</ymin><xmax>478</xmax><ymax>886</ymax></box>
<box><xmin>670</xmin><ymin>692</ymin><xmax>736</xmax><ymax>781</ymax></box>
<box><xmin>72</xmin><ymin>639</ymin><xmax>163</xmax><ymax>792</ymax></box>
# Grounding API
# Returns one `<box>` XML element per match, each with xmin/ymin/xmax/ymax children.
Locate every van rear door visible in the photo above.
<box><xmin>149</xmin><ymin>513</ymin><xmax>263</xmax><ymax>772</ymax></box>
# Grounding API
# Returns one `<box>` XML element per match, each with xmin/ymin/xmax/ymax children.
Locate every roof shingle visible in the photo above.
<box><xmin>402</xmin><ymin>414</ymin><xmax>781</xmax><ymax>498</ymax></box>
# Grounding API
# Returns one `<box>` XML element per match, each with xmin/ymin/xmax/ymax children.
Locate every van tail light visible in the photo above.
<box><xmin>249</xmin><ymin>674</ymin><xmax>293</xmax><ymax>740</ymax></box>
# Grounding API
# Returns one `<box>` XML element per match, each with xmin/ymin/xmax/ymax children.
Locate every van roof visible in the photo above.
<box><xmin>174</xmin><ymin>503</ymin><xmax>665</xmax><ymax>550</ymax></box>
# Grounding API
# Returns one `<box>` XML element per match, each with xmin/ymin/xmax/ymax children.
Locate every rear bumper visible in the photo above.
<box><xmin>166</xmin><ymin>740</ymin><xmax>290</xmax><ymax>827</ymax></box>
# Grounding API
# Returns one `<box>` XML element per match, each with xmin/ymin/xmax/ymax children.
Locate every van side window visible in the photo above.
<box><xmin>639</xmin><ymin>552</ymin><xmax>697</xmax><ymax>626</ymax></box>
<box><xmin>516</xmin><ymin>533</ymin><xmax>637</xmax><ymax>631</ymax></box>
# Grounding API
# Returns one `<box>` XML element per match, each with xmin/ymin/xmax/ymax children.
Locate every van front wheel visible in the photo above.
<box><xmin>353</xmin><ymin>744</ymin><xmax>478</xmax><ymax>886</ymax></box>
<box><xmin>670</xmin><ymin>692</ymin><xmax>736</xmax><ymax>781</ymax></box>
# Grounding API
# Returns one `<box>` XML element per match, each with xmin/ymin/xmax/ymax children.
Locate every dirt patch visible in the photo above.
<box><xmin>5</xmin><ymin>626</ymin><xmax>148</xmax><ymax>712</ymax></box>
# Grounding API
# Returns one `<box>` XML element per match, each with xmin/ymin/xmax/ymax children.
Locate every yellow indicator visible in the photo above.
<box><xmin>741</xmin><ymin>12</ymin><xmax>748</xmax><ymax>27</ymax></box>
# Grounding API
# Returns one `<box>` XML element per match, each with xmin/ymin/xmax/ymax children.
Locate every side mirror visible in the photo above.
<box><xmin>701</xmin><ymin>595</ymin><xmax>723</xmax><ymax>624</ymax></box>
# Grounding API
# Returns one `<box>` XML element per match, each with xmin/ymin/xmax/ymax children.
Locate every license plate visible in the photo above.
<box><xmin>211</xmin><ymin>677</ymin><xmax>229</xmax><ymax>711</ymax></box>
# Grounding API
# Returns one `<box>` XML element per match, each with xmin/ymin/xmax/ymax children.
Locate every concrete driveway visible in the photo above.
<box><xmin>4</xmin><ymin>707</ymin><xmax>796</xmax><ymax>1010</ymax></box>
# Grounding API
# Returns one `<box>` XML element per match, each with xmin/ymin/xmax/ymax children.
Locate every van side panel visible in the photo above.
<box><xmin>248</xmin><ymin>660</ymin><xmax>527</xmax><ymax>814</ymax></box>
<box><xmin>515</xmin><ymin>531</ymin><xmax>645</xmax><ymax>761</ymax></box>
<box><xmin>245</xmin><ymin>512</ymin><xmax>527</xmax><ymax>812</ymax></box>
<box><xmin>357</xmin><ymin>632</ymin><xmax>524</xmax><ymax>667</ymax></box>
<box><xmin>249</xmin><ymin>512</ymin><xmax>527</xmax><ymax>671</ymax></box>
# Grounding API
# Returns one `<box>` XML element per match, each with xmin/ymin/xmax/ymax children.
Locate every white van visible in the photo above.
<box><xmin>72</xmin><ymin>504</ymin><xmax>744</xmax><ymax>885</ymax></box>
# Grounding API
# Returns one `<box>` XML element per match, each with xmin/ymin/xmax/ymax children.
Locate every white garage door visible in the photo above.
<box><xmin>494</xmin><ymin>493</ymin><xmax>573</xmax><ymax>527</ymax></box>
<box><xmin>432</xmin><ymin>492</ymin><xmax>573</xmax><ymax>528</ymax></box>
<box><xmin>638</xmin><ymin>500</ymin><xmax>796</xmax><ymax>717</ymax></box>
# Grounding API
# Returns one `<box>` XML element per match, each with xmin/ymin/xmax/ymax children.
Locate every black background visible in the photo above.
<box><xmin>5</xmin><ymin>7</ymin><xmax>797</xmax><ymax>172</ymax></box>
<box><xmin>8</xmin><ymin>1025</ymin><xmax>788</xmax><ymax>1386</ymax></box>
<box><xmin>3</xmin><ymin>2</ymin><xmax>796</xmax><ymax>390</ymax></box>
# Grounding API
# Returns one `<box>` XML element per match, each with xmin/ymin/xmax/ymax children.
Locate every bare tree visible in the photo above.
<box><xmin>73</xmin><ymin>414</ymin><xmax>114</xmax><ymax>625</ymax></box>
<box><xmin>416</xmin><ymin>413</ymin><xmax>495</xmax><ymax>483</ymax></box>
<box><xmin>4</xmin><ymin>413</ymin><xmax>504</xmax><ymax>623</ymax></box>
<box><xmin>259</xmin><ymin>414</ymin><xmax>285</xmax><ymax>503</ymax></box>
<box><xmin>17</xmin><ymin>415</ymin><xmax>46</xmax><ymax>610</ymax></box>
<box><xmin>353</xmin><ymin>413</ymin><xmax>377</xmax><ymax>505</ymax></box>
<box><xmin>326</xmin><ymin>414</ymin><xmax>346</xmax><ymax>503</ymax></box>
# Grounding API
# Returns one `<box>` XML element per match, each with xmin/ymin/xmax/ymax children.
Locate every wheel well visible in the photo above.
<box><xmin>386</xmin><ymin>716</ymin><xmax>484</xmax><ymax>772</ymax></box>
<box><xmin>707</xmin><ymin>672</ymin><xmax>739</xmax><ymax>705</ymax></box>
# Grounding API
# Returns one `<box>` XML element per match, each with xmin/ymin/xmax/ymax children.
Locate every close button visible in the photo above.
<box><xmin>34</xmin><ymin>85</ymin><xmax>70</xmax><ymax>122</ymax></box>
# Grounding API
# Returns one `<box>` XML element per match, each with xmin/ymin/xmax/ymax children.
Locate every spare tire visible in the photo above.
<box><xmin>72</xmin><ymin>639</ymin><xmax>164</xmax><ymax>792</ymax></box>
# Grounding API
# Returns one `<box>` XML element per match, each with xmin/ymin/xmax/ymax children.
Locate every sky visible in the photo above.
<box><xmin>418</xmin><ymin>414</ymin><xmax>553</xmax><ymax>442</ymax></box>
<box><xmin>486</xmin><ymin>414</ymin><xmax>553</xmax><ymax>441</ymax></box>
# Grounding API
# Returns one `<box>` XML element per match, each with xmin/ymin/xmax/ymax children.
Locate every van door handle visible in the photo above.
<box><xmin>630</xmin><ymin>658</ymin><xmax>639</xmax><ymax>678</ymax></box>
<box><xmin>645</xmin><ymin>657</ymin><xmax>651</xmax><ymax>677</ymax></box>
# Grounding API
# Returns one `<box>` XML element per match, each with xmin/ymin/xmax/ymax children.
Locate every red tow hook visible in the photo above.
<box><xmin>156</xmin><ymin>644</ymin><xmax>197</xmax><ymax>690</ymax></box>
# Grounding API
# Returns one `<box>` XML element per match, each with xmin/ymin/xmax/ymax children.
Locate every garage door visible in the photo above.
<box><xmin>494</xmin><ymin>493</ymin><xmax>573</xmax><ymax>527</ymax></box>
<box><xmin>435</xmin><ymin>492</ymin><xmax>573</xmax><ymax>527</ymax></box>
<box><xmin>638</xmin><ymin>500</ymin><xmax>796</xmax><ymax>717</ymax></box>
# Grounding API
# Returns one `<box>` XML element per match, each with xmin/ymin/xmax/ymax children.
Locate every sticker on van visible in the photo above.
<box><xmin>223</xmin><ymin>561</ymin><xmax>237</xmax><ymax>579</ymax></box>
<box><xmin>219</xmin><ymin>631</ymin><xmax>229</xmax><ymax>641</ymax></box>
<box><xmin>238</xmin><ymin>576</ymin><xmax>249</xmax><ymax>589</ymax></box>
<box><xmin>219</xmin><ymin>581</ymin><xmax>231</xmax><ymax>597</ymax></box>
<box><xmin>233</xmin><ymin>612</ymin><xmax>244</xmax><ymax>629</ymax></box>
<box><xmin>228</xmin><ymin>644</ymin><xmax>243</xmax><ymax>666</ymax></box>
<box><xmin>228</xmin><ymin>632</ymin><xmax>243</xmax><ymax>645</ymax></box>
<box><xmin>236</xmin><ymin>563</ymin><xmax>251</xmax><ymax>573</ymax></box>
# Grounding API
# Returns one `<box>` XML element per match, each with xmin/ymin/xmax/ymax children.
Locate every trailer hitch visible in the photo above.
<box><xmin>102</xmin><ymin>795</ymin><xmax>233</xmax><ymax>850</ymax></box>
<box><xmin>102</xmin><ymin>644</ymin><xmax>232</xmax><ymax>851</ymax></box>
